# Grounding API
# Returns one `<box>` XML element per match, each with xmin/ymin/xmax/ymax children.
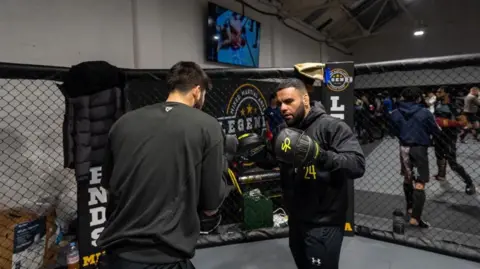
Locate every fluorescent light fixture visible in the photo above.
<box><xmin>413</xmin><ymin>30</ymin><xmax>424</xmax><ymax>36</ymax></box>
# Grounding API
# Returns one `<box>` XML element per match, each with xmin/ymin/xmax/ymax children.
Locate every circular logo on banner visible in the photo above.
<box><xmin>224</xmin><ymin>84</ymin><xmax>267</xmax><ymax>134</ymax></box>
<box><xmin>327</xmin><ymin>69</ymin><xmax>353</xmax><ymax>92</ymax></box>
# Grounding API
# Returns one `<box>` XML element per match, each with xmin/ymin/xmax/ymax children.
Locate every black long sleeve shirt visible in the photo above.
<box><xmin>97</xmin><ymin>102</ymin><xmax>226</xmax><ymax>264</ymax></box>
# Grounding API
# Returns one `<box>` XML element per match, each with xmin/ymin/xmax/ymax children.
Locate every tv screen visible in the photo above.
<box><xmin>207</xmin><ymin>2</ymin><xmax>261</xmax><ymax>68</ymax></box>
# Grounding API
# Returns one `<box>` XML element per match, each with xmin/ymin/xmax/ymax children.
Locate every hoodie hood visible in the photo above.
<box><xmin>398</xmin><ymin>101</ymin><xmax>423</xmax><ymax>119</ymax></box>
<box><xmin>299</xmin><ymin>101</ymin><xmax>326</xmax><ymax>129</ymax></box>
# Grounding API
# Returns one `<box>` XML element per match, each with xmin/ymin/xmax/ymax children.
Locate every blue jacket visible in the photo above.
<box><xmin>390</xmin><ymin>102</ymin><xmax>439</xmax><ymax>146</ymax></box>
<box><xmin>383</xmin><ymin>98</ymin><xmax>393</xmax><ymax>113</ymax></box>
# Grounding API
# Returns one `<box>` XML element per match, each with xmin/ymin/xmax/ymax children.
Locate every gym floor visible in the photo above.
<box><xmin>192</xmin><ymin>236</ymin><xmax>480</xmax><ymax>269</ymax></box>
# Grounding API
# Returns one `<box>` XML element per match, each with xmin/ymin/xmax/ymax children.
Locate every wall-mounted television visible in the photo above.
<box><xmin>206</xmin><ymin>2</ymin><xmax>261</xmax><ymax>68</ymax></box>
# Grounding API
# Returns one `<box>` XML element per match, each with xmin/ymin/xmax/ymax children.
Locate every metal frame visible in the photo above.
<box><xmin>246</xmin><ymin>0</ymin><xmax>414</xmax><ymax>47</ymax></box>
<box><xmin>333</xmin><ymin>0</ymin><xmax>391</xmax><ymax>39</ymax></box>
<box><xmin>284</xmin><ymin>0</ymin><xmax>411</xmax><ymax>45</ymax></box>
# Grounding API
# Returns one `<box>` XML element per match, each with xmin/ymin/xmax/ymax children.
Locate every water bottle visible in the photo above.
<box><xmin>392</xmin><ymin>209</ymin><xmax>405</xmax><ymax>235</ymax></box>
<box><xmin>66</xmin><ymin>242</ymin><xmax>80</xmax><ymax>269</ymax></box>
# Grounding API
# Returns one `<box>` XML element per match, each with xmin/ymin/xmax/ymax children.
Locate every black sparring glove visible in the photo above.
<box><xmin>236</xmin><ymin>132</ymin><xmax>268</xmax><ymax>162</ymax></box>
<box><xmin>236</xmin><ymin>132</ymin><xmax>278</xmax><ymax>170</ymax></box>
<box><xmin>274</xmin><ymin>127</ymin><xmax>321</xmax><ymax>167</ymax></box>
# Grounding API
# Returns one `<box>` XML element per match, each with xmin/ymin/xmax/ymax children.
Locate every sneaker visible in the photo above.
<box><xmin>410</xmin><ymin>219</ymin><xmax>430</xmax><ymax>229</ymax></box>
<box><xmin>466</xmin><ymin>184</ymin><xmax>476</xmax><ymax>195</ymax></box>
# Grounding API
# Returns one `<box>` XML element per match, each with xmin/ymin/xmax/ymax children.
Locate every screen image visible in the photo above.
<box><xmin>207</xmin><ymin>2</ymin><xmax>261</xmax><ymax>68</ymax></box>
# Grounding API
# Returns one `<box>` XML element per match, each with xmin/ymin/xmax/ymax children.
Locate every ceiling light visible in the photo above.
<box><xmin>413</xmin><ymin>30</ymin><xmax>424</xmax><ymax>36</ymax></box>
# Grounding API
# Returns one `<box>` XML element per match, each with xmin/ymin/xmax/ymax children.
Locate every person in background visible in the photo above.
<box><xmin>354</xmin><ymin>98</ymin><xmax>365</xmax><ymax>140</ymax></box>
<box><xmin>433</xmin><ymin>87</ymin><xmax>476</xmax><ymax>195</ymax></box>
<box><xmin>477</xmin><ymin>93</ymin><xmax>480</xmax><ymax>134</ymax></box>
<box><xmin>420</xmin><ymin>93</ymin><xmax>429</xmax><ymax>108</ymax></box>
<box><xmin>382</xmin><ymin>91</ymin><xmax>394</xmax><ymax>137</ymax></box>
<box><xmin>383</xmin><ymin>91</ymin><xmax>393</xmax><ymax>113</ymax></box>
<box><xmin>459</xmin><ymin>87</ymin><xmax>480</xmax><ymax>142</ymax></box>
<box><xmin>374</xmin><ymin>94</ymin><xmax>385</xmax><ymax>138</ymax></box>
<box><xmin>264</xmin><ymin>93</ymin><xmax>284</xmax><ymax>137</ymax></box>
<box><xmin>390</xmin><ymin>87</ymin><xmax>440</xmax><ymax>229</ymax></box>
<box><xmin>360</xmin><ymin>95</ymin><xmax>375</xmax><ymax>143</ymax></box>
<box><xmin>97</xmin><ymin>61</ymin><xmax>228</xmax><ymax>269</ymax></box>
<box><xmin>426</xmin><ymin>90</ymin><xmax>437</xmax><ymax>114</ymax></box>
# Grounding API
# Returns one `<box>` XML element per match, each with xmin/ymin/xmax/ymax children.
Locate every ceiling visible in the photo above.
<box><xmin>259</xmin><ymin>0</ymin><xmax>414</xmax><ymax>48</ymax></box>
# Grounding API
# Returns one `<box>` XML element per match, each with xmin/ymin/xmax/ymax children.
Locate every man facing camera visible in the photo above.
<box><xmin>97</xmin><ymin>61</ymin><xmax>228</xmax><ymax>269</ymax></box>
<box><xmin>238</xmin><ymin>78</ymin><xmax>365</xmax><ymax>269</ymax></box>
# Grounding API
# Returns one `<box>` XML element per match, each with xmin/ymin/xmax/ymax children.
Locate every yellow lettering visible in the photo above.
<box><xmin>303</xmin><ymin>165</ymin><xmax>317</xmax><ymax>180</ymax></box>
<box><xmin>281</xmin><ymin>137</ymin><xmax>291</xmax><ymax>152</ymax></box>
<box><xmin>82</xmin><ymin>255</ymin><xmax>96</xmax><ymax>266</ymax></box>
<box><xmin>82</xmin><ymin>251</ymin><xmax>106</xmax><ymax>266</ymax></box>
<box><xmin>344</xmin><ymin>222</ymin><xmax>352</xmax><ymax>232</ymax></box>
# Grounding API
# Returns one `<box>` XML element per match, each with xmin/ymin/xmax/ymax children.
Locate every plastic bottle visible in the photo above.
<box><xmin>66</xmin><ymin>242</ymin><xmax>80</xmax><ymax>269</ymax></box>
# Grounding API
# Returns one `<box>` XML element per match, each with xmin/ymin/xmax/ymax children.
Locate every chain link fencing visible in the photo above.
<box><xmin>1</xmin><ymin>55</ymin><xmax>480</xmax><ymax>268</ymax></box>
<box><xmin>0</xmin><ymin>66</ymin><xmax>76</xmax><ymax>269</ymax></box>
<box><xmin>353</xmin><ymin>59</ymin><xmax>480</xmax><ymax>261</ymax></box>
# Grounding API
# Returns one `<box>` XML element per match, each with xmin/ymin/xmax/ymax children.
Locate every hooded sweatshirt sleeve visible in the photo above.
<box><xmin>316</xmin><ymin>118</ymin><xmax>365</xmax><ymax>179</ymax></box>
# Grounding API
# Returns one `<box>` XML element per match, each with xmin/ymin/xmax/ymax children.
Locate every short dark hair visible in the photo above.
<box><xmin>166</xmin><ymin>61</ymin><xmax>211</xmax><ymax>93</ymax></box>
<box><xmin>276</xmin><ymin>78</ymin><xmax>307</xmax><ymax>93</ymax></box>
<box><xmin>401</xmin><ymin>87</ymin><xmax>423</xmax><ymax>102</ymax></box>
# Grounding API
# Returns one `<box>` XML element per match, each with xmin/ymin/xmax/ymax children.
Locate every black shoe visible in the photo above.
<box><xmin>410</xmin><ymin>219</ymin><xmax>430</xmax><ymax>229</ymax></box>
<box><xmin>466</xmin><ymin>184</ymin><xmax>476</xmax><ymax>195</ymax></box>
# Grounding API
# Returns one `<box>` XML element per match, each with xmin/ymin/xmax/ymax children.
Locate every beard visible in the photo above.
<box><xmin>284</xmin><ymin>104</ymin><xmax>305</xmax><ymax>127</ymax></box>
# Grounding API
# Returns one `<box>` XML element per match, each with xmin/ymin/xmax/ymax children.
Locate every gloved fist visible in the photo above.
<box><xmin>236</xmin><ymin>132</ymin><xmax>268</xmax><ymax>162</ymax></box>
<box><xmin>274</xmin><ymin>128</ymin><xmax>320</xmax><ymax>167</ymax></box>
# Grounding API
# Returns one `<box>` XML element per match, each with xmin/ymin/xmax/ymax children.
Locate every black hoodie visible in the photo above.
<box><xmin>278</xmin><ymin>101</ymin><xmax>365</xmax><ymax>225</ymax></box>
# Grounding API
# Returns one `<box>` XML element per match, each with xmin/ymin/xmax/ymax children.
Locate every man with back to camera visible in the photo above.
<box><xmin>97</xmin><ymin>61</ymin><xmax>228</xmax><ymax>269</ymax></box>
<box><xmin>238</xmin><ymin>78</ymin><xmax>365</xmax><ymax>269</ymax></box>
<box><xmin>390</xmin><ymin>87</ymin><xmax>440</xmax><ymax>228</ymax></box>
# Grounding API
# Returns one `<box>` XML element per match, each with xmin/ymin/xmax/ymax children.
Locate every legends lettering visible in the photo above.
<box><xmin>219</xmin><ymin>116</ymin><xmax>265</xmax><ymax>134</ymax></box>
<box><xmin>330</xmin><ymin>96</ymin><xmax>345</xmax><ymax>120</ymax></box>
<box><xmin>88</xmin><ymin>167</ymin><xmax>107</xmax><ymax>247</ymax></box>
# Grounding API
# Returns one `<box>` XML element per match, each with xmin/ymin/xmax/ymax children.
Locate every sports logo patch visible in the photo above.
<box><xmin>218</xmin><ymin>83</ymin><xmax>267</xmax><ymax>134</ymax></box>
<box><xmin>326</xmin><ymin>68</ymin><xmax>353</xmax><ymax>92</ymax></box>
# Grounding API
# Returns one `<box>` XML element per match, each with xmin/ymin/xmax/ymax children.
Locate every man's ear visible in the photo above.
<box><xmin>192</xmin><ymin>85</ymin><xmax>201</xmax><ymax>98</ymax></box>
<box><xmin>303</xmin><ymin>94</ymin><xmax>310</xmax><ymax>106</ymax></box>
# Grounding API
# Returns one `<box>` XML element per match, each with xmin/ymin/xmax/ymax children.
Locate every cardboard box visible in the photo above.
<box><xmin>0</xmin><ymin>207</ymin><xmax>58</xmax><ymax>269</ymax></box>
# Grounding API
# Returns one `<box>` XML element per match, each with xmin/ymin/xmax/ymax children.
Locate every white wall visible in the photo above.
<box><xmin>349</xmin><ymin>0</ymin><xmax>480</xmax><ymax>63</ymax></box>
<box><xmin>0</xmin><ymin>0</ymin><xmax>329</xmax><ymax>69</ymax></box>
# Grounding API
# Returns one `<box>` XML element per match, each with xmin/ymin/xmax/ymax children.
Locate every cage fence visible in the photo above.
<box><xmin>0</xmin><ymin>54</ymin><xmax>479</xmax><ymax>268</ymax></box>
<box><xmin>353</xmin><ymin>60</ymin><xmax>480</xmax><ymax>261</ymax></box>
